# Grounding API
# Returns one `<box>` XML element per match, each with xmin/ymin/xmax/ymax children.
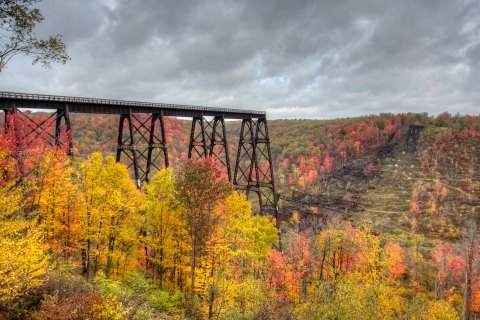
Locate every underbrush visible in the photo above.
<box><xmin>1</xmin><ymin>268</ymin><xmax>186</xmax><ymax>320</ymax></box>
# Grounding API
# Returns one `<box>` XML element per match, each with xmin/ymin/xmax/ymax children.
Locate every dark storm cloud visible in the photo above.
<box><xmin>0</xmin><ymin>0</ymin><xmax>479</xmax><ymax>118</ymax></box>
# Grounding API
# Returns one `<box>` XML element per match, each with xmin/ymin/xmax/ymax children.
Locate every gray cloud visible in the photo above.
<box><xmin>0</xmin><ymin>0</ymin><xmax>479</xmax><ymax>118</ymax></box>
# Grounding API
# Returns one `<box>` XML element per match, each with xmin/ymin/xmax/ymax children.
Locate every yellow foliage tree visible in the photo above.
<box><xmin>79</xmin><ymin>153</ymin><xmax>143</xmax><ymax>280</ymax></box>
<box><xmin>37</xmin><ymin>153</ymin><xmax>84</xmax><ymax>265</ymax></box>
<box><xmin>0</xmin><ymin>220</ymin><xmax>48</xmax><ymax>304</ymax></box>
<box><xmin>143</xmin><ymin>168</ymin><xmax>189</xmax><ymax>289</ymax></box>
<box><xmin>201</xmin><ymin>192</ymin><xmax>277</xmax><ymax>319</ymax></box>
<box><xmin>0</xmin><ymin>136</ymin><xmax>48</xmax><ymax>306</ymax></box>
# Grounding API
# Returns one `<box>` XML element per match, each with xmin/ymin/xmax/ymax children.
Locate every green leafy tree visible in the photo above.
<box><xmin>0</xmin><ymin>0</ymin><xmax>69</xmax><ymax>72</ymax></box>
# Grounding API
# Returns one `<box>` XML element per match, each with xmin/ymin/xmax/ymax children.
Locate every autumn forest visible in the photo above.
<box><xmin>2</xmin><ymin>0</ymin><xmax>480</xmax><ymax>319</ymax></box>
<box><xmin>0</xmin><ymin>111</ymin><xmax>478</xmax><ymax>320</ymax></box>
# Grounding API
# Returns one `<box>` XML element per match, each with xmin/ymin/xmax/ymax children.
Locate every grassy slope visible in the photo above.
<box><xmin>349</xmin><ymin>126</ymin><xmax>455</xmax><ymax>253</ymax></box>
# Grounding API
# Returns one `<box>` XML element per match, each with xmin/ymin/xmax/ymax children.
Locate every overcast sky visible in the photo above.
<box><xmin>1</xmin><ymin>0</ymin><xmax>479</xmax><ymax>119</ymax></box>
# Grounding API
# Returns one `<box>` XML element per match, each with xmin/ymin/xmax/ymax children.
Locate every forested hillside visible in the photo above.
<box><xmin>0</xmin><ymin>112</ymin><xmax>479</xmax><ymax>319</ymax></box>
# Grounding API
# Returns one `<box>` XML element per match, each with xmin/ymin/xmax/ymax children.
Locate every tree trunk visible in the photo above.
<box><xmin>82</xmin><ymin>247</ymin><xmax>87</xmax><ymax>275</ymax></box>
<box><xmin>190</xmin><ymin>231</ymin><xmax>196</xmax><ymax>298</ymax></box>
<box><xmin>106</xmin><ymin>235</ymin><xmax>115</xmax><ymax>278</ymax></box>
<box><xmin>86</xmin><ymin>239</ymin><xmax>91</xmax><ymax>280</ymax></box>
<box><xmin>159</xmin><ymin>247</ymin><xmax>164</xmax><ymax>288</ymax></box>
<box><xmin>208</xmin><ymin>255</ymin><xmax>216</xmax><ymax>320</ymax></box>
<box><xmin>319</xmin><ymin>248</ymin><xmax>327</xmax><ymax>280</ymax></box>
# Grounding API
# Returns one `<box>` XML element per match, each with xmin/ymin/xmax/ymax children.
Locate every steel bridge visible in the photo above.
<box><xmin>0</xmin><ymin>91</ymin><xmax>278</xmax><ymax>215</ymax></box>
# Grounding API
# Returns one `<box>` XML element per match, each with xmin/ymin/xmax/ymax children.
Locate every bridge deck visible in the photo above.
<box><xmin>0</xmin><ymin>91</ymin><xmax>265</xmax><ymax>119</ymax></box>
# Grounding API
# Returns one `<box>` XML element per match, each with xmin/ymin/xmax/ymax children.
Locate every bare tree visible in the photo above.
<box><xmin>0</xmin><ymin>0</ymin><xmax>69</xmax><ymax>72</ymax></box>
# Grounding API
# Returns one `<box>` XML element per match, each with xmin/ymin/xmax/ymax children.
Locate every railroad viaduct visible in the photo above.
<box><xmin>0</xmin><ymin>92</ymin><xmax>278</xmax><ymax>216</ymax></box>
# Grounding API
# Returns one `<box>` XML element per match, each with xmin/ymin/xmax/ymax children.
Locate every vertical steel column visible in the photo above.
<box><xmin>145</xmin><ymin>110</ymin><xmax>169</xmax><ymax>183</ymax></box>
<box><xmin>233</xmin><ymin>119</ymin><xmax>244</xmax><ymax>187</ymax></box>
<box><xmin>159</xmin><ymin>111</ymin><xmax>169</xmax><ymax>168</ymax></box>
<box><xmin>128</xmin><ymin>109</ymin><xmax>141</xmax><ymax>187</ymax></box>
<box><xmin>116</xmin><ymin>108</ymin><xmax>141</xmax><ymax>188</ymax></box>
<box><xmin>116</xmin><ymin>115</ymin><xmax>125</xmax><ymax>162</ymax></box>
<box><xmin>4</xmin><ymin>103</ymin><xmax>21</xmax><ymax>155</ymax></box>
<box><xmin>188</xmin><ymin>116</ymin><xmax>208</xmax><ymax>159</ymax></box>
<box><xmin>248</xmin><ymin>117</ymin><xmax>259</xmax><ymax>202</ymax></box>
<box><xmin>220</xmin><ymin>115</ymin><xmax>231</xmax><ymax>181</ymax></box>
<box><xmin>256</xmin><ymin>117</ymin><xmax>278</xmax><ymax>219</ymax></box>
<box><xmin>3</xmin><ymin>109</ymin><xmax>7</xmax><ymax>134</ymax></box>
<box><xmin>145</xmin><ymin>112</ymin><xmax>156</xmax><ymax>181</ymax></box>
<box><xmin>234</xmin><ymin>118</ymin><xmax>257</xmax><ymax>200</ymax></box>
<box><xmin>54</xmin><ymin>110</ymin><xmax>63</xmax><ymax>145</ymax></box>
<box><xmin>209</xmin><ymin>115</ymin><xmax>231</xmax><ymax>181</ymax></box>
<box><xmin>54</xmin><ymin>104</ymin><xmax>73</xmax><ymax>156</ymax></box>
<box><xmin>3</xmin><ymin>101</ymin><xmax>17</xmax><ymax>134</ymax></box>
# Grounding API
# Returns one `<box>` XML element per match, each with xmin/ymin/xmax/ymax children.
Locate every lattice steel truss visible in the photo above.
<box><xmin>3</xmin><ymin>102</ymin><xmax>72</xmax><ymax>154</ymax></box>
<box><xmin>234</xmin><ymin>117</ymin><xmax>278</xmax><ymax>217</ymax></box>
<box><xmin>188</xmin><ymin>115</ymin><xmax>231</xmax><ymax>181</ymax></box>
<box><xmin>116</xmin><ymin>109</ymin><xmax>168</xmax><ymax>186</ymax></box>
